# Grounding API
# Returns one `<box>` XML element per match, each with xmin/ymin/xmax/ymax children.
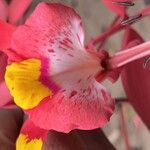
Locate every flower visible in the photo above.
<box><xmin>3</xmin><ymin>2</ymin><xmax>115</xmax><ymax>148</ymax></box>
<box><xmin>2</xmin><ymin>1</ymin><xmax>150</xmax><ymax>149</ymax></box>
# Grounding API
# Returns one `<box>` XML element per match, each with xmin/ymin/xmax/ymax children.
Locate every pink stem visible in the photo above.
<box><xmin>86</xmin><ymin>15</ymin><xmax>128</xmax><ymax>49</ymax></box>
<box><xmin>93</xmin><ymin>24</ymin><xmax>122</xmax><ymax>45</ymax></box>
<box><xmin>87</xmin><ymin>22</ymin><xmax>123</xmax><ymax>49</ymax></box>
<box><xmin>97</xmin><ymin>16</ymin><xmax>120</xmax><ymax>50</ymax></box>
<box><xmin>120</xmin><ymin>104</ymin><xmax>131</xmax><ymax>150</ymax></box>
<box><xmin>107</xmin><ymin>41</ymin><xmax>150</xmax><ymax>69</ymax></box>
<box><xmin>87</xmin><ymin>13</ymin><xmax>144</xmax><ymax>49</ymax></box>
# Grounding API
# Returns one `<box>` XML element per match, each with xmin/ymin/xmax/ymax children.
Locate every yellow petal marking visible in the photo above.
<box><xmin>16</xmin><ymin>134</ymin><xmax>43</xmax><ymax>150</ymax></box>
<box><xmin>5</xmin><ymin>59</ymin><xmax>52</xmax><ymax>109</ymax></box>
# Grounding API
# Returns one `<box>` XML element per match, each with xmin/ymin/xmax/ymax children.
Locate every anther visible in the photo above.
<box><xmin>112</xmin><ymin>1</ymin><xmax>135</xmax><ymax>6</ymax></box>
<box><xmin>143</xmin><ymin>57</ymin><xmax>150</xmax><ymax>69</ymax></box>
<box><xmin>121</xmin><ymin>14</ymin><xmax>142</xmax><ymax>25</ymax></box>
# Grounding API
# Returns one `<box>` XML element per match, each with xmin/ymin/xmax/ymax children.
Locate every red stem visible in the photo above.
<box><xmin>97</xmin><ymin>16</ymin><xmax>120</xmax><ymax>50</ymax></box>
<box><xmin>87</xmin><ymin>13</ymin><xmax>144</xmax><ymax>49</ymax></box>
<box><xmin>93</xmin><ymin>23</ymin><xmax>123</xmax><ymax>45</ymax></box>
<box><xmin>87</xmin><ymin>23</ymin><xmax>123</xmax><ymax>50</ymax></box>
<box><xmin>107</xmin><ymin>41</ymin><xmax>150</xmax><ymax>69</ymax></box>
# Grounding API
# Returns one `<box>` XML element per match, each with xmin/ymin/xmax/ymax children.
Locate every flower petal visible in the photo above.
<box><xmin>102</xmin><ymin>0</ymin><xmax>133</xmax><ymax>16</ymax></box>
<box><xmin>8</xmin><ymin>2</ymin><xmax>84</xmax><ymax>61</ymax></box>
<box><xmin>0</xmin><ymin>20</ymin><xmax>15</xmax><ymax>50</ymax></box>
<box><xmin>5</xmin><ymin>2</ymin><xmax>114</xmax><ymax>133</ymax></box>
<box><xmin>26</xmin><ymin>76</ymin><xmax>114</xmax><ymax>133</ymax></box>
<box><xmin>16</xmin><ymin>119</ymin><xmax>48</xmax><ymax>150</ymax></box>
<box><xmin>8</xmin><ymin>0</ymin><xmax>32</xmax><ymax>24</ymax></box>
<box><xmin>5</xmin><ymin>59</ymin><xmax>52</xmax><ymax>109</ymax></box>
<box><xmin>121</xmin><ymin>28</ymin><xmax>150</xmax><ymax>129</ymax></box>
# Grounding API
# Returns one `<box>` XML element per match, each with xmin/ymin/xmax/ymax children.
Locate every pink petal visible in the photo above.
<box><xmin>0</xmin><ymin>0</ymin><xmax>8</xmax><ymax>21</ymax></box>
<box><xmin>20</xmin><ymin>119</ymin><xmax>48</xmax><ymax>141</ymax></box>
<box><xmin>7</xmin><ymin>2</ymin><xmax>114</xmax><ymax>133</ymax></box>
<box><xmin>0</xmin><ymin>20</ymin><xmax>16</xmax><ymax>50</ymax></box>
<box><xmin>102</xmin><ymin>0</ymin><xmax>133</xmax><ymax>16</ymax></box>
<box><xmin>8</xmin><ymin>0</ymin><xmax>32</xmax><ymax>24</ymax></box>
<box><xmin>26</xmin><ymin>78</ymin><xmax>114</xmax><ymax>133</ymax></box>
<box><xmin>121</xmin><ymin>28</ymin><xmax>150</xmax><ymax>129</ymax></box>
<box><xmin>16</xmin><ymin>119</ymin><xmax>48</xmax><ymax>148</ymax></box>
<box><xmin>8</xmin><ymin>2</ymin><xmax>84</xmax><ymax>61</ymax></box>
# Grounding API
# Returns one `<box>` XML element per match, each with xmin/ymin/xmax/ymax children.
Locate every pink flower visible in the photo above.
<box><xmin>2</xmin><ymin>2</ymin><xmax>150</xmax><ymax>148</ymax></box>
<box><xmin>2</xmin><ymin>2</ymin><xmax>115</xmax><ymax>148</ymax></box>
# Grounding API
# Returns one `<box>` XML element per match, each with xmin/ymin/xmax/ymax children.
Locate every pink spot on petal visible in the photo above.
<box><xmin>101</xmin><ymin>89</ymin><xmax>110</xmax><ymax>102</ymax></box>
<box><xmin>76</xmin><ymin>33</ymin><xmax>82</xmax><ymax>46</ymax></box>
<box><xmin>83</xmin><ymin>89</ymin><xmax>86</xmax><ymax>93</ymax></box>
<box><xmin>60</xmin><ymin>41</ymin><xmax>73</xmax><ymax>50</ymax></box>
<box><xmin>56</xmin><ymin>59</ymin><xmax>61</xmax><ymax>61</ymax></box>
<box><xmin>88</xmin><ymin>88</ymin><xmax>91</xmax><ymax>95</ymax></box>
<box><xmin>48</xmin><ymin>49</ymin><xmax>54</xmax><ymax>53</ymax></box>
<box><xmin>77</xmin><ymin>79</ymin><xmax>82</xmax><ymax>83</ymax></box>
<box><xmin>69</xmin><ymin>90</ymin><xmax>77</xmax><ymax>98</ymax></box>
<box><xmin>87</xmin><ymin>75</ymin><xmax>92</xmax><ymax>80</ymax></box>
<box><xmin>68</xmin><ymin>54</ymin><xmax>74</xmax><ymax>57</ymax></box>
<box><xmin>59</xmin><ymin>46</ymin><xmax>68</xmax><ymax>51</ymax></box>
<box><xmin>65</xmin><ymin>38</ymin><xmax>73</xmax><ymax>44</ymax></box>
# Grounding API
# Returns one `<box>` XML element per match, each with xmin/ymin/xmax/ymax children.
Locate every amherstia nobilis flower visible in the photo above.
<box><xmin>1</xmin><ymin>2</ymin><xmax>115</xmax><ymax>148</ymax></box>
<box><xmin>1</xmin><ymin>1</ymin><xmax>150</xmax><ymax>149</ymax></box>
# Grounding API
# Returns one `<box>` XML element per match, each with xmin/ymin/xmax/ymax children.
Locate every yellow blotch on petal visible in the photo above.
<box><xmin>16</xmin><ymin>134</ymin><xmax>43</xmax><ymax>150</ymax></box>
<box><xmin>5</xmin><ymin>59</ymin><xmax>52</xmax><ymax>109</ymax></box>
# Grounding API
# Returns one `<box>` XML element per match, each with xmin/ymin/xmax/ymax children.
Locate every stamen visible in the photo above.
<box><xmin>107</xmin><ymin>41</ymin><xmax>150</xmax><ymax>69</ymax></box>
<box><xmin>121</xmin><ymin>14</ymin><xmax>142</xmax><ymax>25</ymax></box>
<box><xmin>116</xmin><ymin>98</ymin><xmax>128</xmax><ymax>104</ymax></box>
<box><xmin>112</xmin><ymin>1</ymin><xmax>134</xmax><ymax>6</ymax></box>
<box><xmin>143</xmin><ymin>57</ymin><xmax>150</xmax><ymax>68</ymax></box>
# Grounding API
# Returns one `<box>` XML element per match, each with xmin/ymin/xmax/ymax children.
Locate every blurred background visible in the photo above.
<box><xmin>23</xmin><ymin>0</ymin><xmax>150</xmax><ymax>149</ymax></box>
